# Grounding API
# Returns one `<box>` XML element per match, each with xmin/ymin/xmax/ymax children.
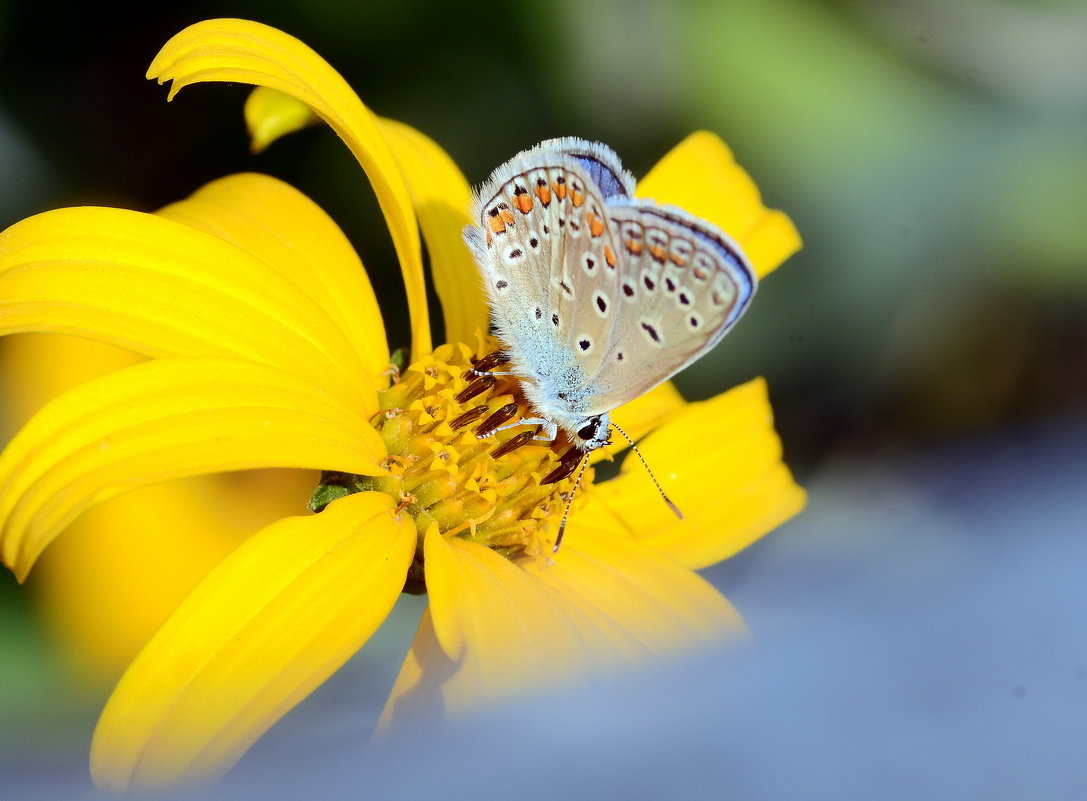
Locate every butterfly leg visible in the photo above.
<box><xmin>477</xmin><ymin>417</ymin><xmax>557</xmax><ymax>442</ymax></box>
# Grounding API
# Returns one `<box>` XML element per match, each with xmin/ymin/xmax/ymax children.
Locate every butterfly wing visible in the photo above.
<box><xmin>537</xmin><ymin>137</ymin><xmax>636</xmax><ymax>199</ymax></box>
<box><xmin>464</xmin><ymin>140</ymin><xmax>757</xmax><ymax>424</ymax></box>
<box><xmin>464</xmin><ymin>144</ymin><xmax>630</xmax><ymax>398</ymax></box>
<box><xmin>571</xmin><ymin>198</ymin><xmax>757</xmax><ymax>414</ymax></box>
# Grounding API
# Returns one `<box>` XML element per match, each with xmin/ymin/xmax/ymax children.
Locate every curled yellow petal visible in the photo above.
<box><xmin>243</xmin><ymin>86</ymin><xmax>319</xmax><ymax>153</ymax></box>
<box><xmin>377</xmin><ymin>118</ymin><xmax>490</xmax><ymax>345</ymax></box>
<box><xmin>637</xmin><ymin>131</ymin><xmax>801</xmax><ymax>278</ymax></box>
<box><xmin>90</xmin><ymin>491</ymin><xmax>416</xmax><ymax>794</ymax></box>
<box><xmin>157</xmin><ymin>172</ymin><xmax>390</xmax><ymax>386</ymax></box>
<box><xmin>594</xmin><ymin>378</ymin><xmax>806</xmax><ymax>570</ymax></box>
<box><xmin>0</xmin><ymin>206</ymin><xmax>374</xmax><ymax>409</ymax></box>
<box><xmin>241</xmin><ymin>86</ymin><xmax>485</xmax><ymax>346</ymax></box>
<box><xmin>148</xmin><ymin>18</ymin><xmax>431</xmax><ymax>359</ymax></box>
<box><xmin>0</xmin><ymin>357</ymin><xmax>385</xmax><ymax>579</ymax></box>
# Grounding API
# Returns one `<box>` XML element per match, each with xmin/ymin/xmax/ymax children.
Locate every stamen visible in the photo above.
<box><xmin>490</xmin><ymin>429</ymin><xmax>538</xmax><ymax>458</ymax></box>
<box><xmin>455</xmin><ymin>375</ymin><xmax>497</xmax><ymax>403</ymax></box>
<box><xmin>450</xmin><ymin>404</ymin><xmax>490</xmax><ymax>430</ymax></box>
<box><xmin>463</xmin><ymin>350</ymin><xmax>508</xmax><ymax>378</ymax></box>
<box><xmin>475</xmin><ymin>402</ymin><xmax>519</xmax><ymax>437</ymax></box>
<box><xmin>308</xmin><ymin>340</ymin><xmax>593</xmax><ymax>586</ymax></box>
<box><xmin>542</xmin><ymin>446</ymin><xmax>585</xmax><ymax>485</ymax></box>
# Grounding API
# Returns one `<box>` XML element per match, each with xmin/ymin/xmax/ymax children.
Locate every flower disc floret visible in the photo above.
<box><xmin>312</xmin><ymin>340</ymin><xmax>590</xmax><ymax>591</ymax></box>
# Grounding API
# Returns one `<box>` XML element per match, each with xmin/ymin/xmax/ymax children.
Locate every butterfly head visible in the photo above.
<box><xmin>572</xmin><ymin>413</ymin><xmax>611</xmax><ymax>452</ymax></box>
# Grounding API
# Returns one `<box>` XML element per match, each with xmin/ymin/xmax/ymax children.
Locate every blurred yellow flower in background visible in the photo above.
<box><xmin>0</xmin><ymin>18</ymin><xmax>804</xmax><ymax>795</ymax></box>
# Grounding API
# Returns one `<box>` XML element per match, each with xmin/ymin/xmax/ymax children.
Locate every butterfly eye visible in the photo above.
<box><xmin>577</xmin><ymin>418</ymin><xmax>601</xmax><ymax>441</ymax></box>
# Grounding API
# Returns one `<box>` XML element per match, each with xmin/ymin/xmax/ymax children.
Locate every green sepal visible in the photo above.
<box><xmin>307</xmin><ymin>482</ymin><xmax>352</xmax><ymax>513</ymax></box>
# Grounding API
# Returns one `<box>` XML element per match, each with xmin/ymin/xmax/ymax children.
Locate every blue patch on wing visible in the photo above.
<box><xmin>570</xmin><ymin>155</ymin><xmax>629</xmax><ymax>199</ymax></box>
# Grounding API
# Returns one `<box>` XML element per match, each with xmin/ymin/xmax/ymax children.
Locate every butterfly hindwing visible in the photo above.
<box><xmin>573</xmin><ymin>199</ymin><xmax>756</xmax><ymax>413</ymax></box>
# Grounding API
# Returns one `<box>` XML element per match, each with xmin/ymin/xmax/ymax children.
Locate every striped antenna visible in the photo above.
<box><xmin>553</xmin><ymin>422</ymin><xmax>682</xmax><ymax>553</ymax></box>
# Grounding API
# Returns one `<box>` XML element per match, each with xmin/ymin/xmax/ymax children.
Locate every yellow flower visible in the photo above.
<box><xmin>0</xmin><ymin>18</ymin><xmax>805</xmax><ymax>795</ymax></box>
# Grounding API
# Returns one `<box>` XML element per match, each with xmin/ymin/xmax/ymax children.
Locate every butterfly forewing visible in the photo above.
<box><xmin>468</xmin><ymin>149</ymin><xmax>628</xmax><ymax>395</ymax></box>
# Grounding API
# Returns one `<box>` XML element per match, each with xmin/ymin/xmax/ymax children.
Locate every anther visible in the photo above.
<box><xmin>455</xmin><ymin>375</ymin><xmax>497</xmax><ymax>403</ymax></box>
<box><xmin>463</xmin><ymin>350</ymin><xmax>508</xmax><ymax>379</ymax></box>
<box><xmin>395</xmin><ymin>491</ymin><xmax>417</xmax><ymax>515</ymax></box>
<box><xmin>490</xmin><ymin>429</ymin><xmax>538</xmax><ymax>458</ymax></box>
<box><xmin>450</xmin><ymin>404</ymin><xmax>490</xmax><ymax>430</ymax></box>
<box><xmin>475</xmin><ymin>403</ymin><xmax>520</xmax><ymax>438</ymax></box>
<box><xmin>542</xmin><ymin>447</ymin><xmax>585</xmax><ymax>485</ymax></box>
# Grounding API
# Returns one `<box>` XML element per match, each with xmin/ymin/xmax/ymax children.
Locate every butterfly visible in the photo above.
<box><xmin>463</xmin><ymin>138</ymin><xmax>757</xmax><ymax>543</ymax></box>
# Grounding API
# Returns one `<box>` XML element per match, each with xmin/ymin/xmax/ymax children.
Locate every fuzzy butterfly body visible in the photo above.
<box><xmin>463</xmin><ymin>138</ymin><xmax>756</xmax><ymax>454</ymax></box>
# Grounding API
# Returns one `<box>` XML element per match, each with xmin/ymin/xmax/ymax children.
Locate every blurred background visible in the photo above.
<box><xmin>2</xmin><ymin>0</ymin><xmax>1086</xmax><ymax>797</ymax></box>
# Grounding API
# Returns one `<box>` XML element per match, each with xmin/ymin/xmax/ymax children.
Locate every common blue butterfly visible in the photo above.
<box><xmin>463</xmin><ymin>138</ymin><xmax>757</xmax><ymax>544</ymax></box>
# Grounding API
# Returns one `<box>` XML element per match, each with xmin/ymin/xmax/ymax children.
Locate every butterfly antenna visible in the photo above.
<box><xmin>610</xmin><ymin>422</ymin><xmax>683</xmax><ymax>520</ymax></box>
<box><xmin>554</xmin><ymin>454</ymin><xmax>592</xmax><ymax>552</ymax></box>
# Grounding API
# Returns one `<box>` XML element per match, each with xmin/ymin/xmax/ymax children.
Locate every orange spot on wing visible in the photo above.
<box><xmin>649</xmin><ymin>245</ymin><xmax>667</xmax><ymax>262</ymax></box>
<box><xmin>515</xmin><ymin>194</ymin><xmax>534</xmax><ymax>214</ymax></box>
<box><xmin>693</xmin><ymin>267</ymin><xmax>708</xmax><ymax>280</ymax></box>
<box><xmin>488</xmin><ymin>216</ymin><xmax>507</xmax><ymax>234</ymax></box>
<box><xmin>500</xmin><ymin>209</ymin><xmax>515</xmax><ymax>226</ymax></box>
<box><xmin>586</xmin><ymin>212</ymin><xmax>605</xmax><ymax>238</ymax></box>
<box><xmin>486</xmin><ymin>231</ymin><xmax>493</xmax><ymax>246</ymax></box>
<box><xmin>670</xmin><ymin>254</ymin><xmax>688</xmax><ymax>267</ymax></box>
<box><xmin>625</xmin><ymin>239</ymin><xmax>644</xmax><ymax>255</ymax></box>
<box><xmin>535</xmin><ymin>185</ymin><xmax>552</xmax><ymax>205</ymax></box>
<box><xmin>604</xmin><ymin>244</ymin><xmax>617</xmax><ymax>267</ymax></box>
<box><xmin>571</xmin><ymin>191</ymin><xmax>585</xmax><ymax>207</ymax></box>
<box><xmin>552</xmin><ymin>181</ymin><xmax>567</xmax><ymax>200</ymax></box>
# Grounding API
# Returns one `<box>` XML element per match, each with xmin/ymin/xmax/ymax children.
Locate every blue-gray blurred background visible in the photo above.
<box><xmin>2</xmin><ymin>1</ymin><xmax>1085</xmax><ymax>797</ymax></box>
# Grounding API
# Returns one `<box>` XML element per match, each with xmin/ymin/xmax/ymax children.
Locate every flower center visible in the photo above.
<box><xmin>310</xmin><ymin>339</ymin><xmax>591</xmax><ymax>593</ymax></box>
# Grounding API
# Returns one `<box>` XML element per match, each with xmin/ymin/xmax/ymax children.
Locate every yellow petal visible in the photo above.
<box><xmin>90</xmin><ymin>491</ymin><xmax>416</xmax><ymax>794</ymax></box>
<box><xmin>377</xmin><ymin>117</ymin><xmax>490</xmax><ymax>345</ymax></box>
<box><xmin>531</xmin><ymin>521</ymin><xmax>746</xmax><ymax>653</ymax></box>
<box><xmin>2</xmin><ymin>334</ymin><xmax>311</xmax><ymax>681</ymax></box>
<box><xmin>0</xmin><ymin>206</ymin><xmax>374</xmax><ymax>409</ymax></box>
<box><xmin>591</xmin><ymin>380</ymin><xmax>687</xmax><ymax>463</ymax></box>
<box><xmin>157</xmin><ymin>172</ymin><xmax>390</xmax><ymax>386</ymax></box>
<box><xmin>637</xmin><ymin>131</ymin><xmax>802</xmax><ymax>278</ymax></box>
<box><xmin>32</xmin><ymin>472</ymin><xmax>312</xmax><ymax>682</ymax></box>
<box><xmin>593</xmin><ymin>378</ymin><xmax>806</xmax><ymax>570</ymax></box>
<box><xmin>243</xmin><ymin>86</ymin><xmax>319</xmax><ymax>153</ymax></box>
<box><xmin>374</xmin><ymin>607</ymin><xmax>454</xmax><ymax>733</ymax></box>
<box><xmin>148</xmin><ymin>19</ymin><xmax>431</xmax><ymax>359</ymax></box>
<box><xmin>241</xmin><ymin>88</ymin><xmax>485</xmax><ymax>347</ymax></box>
<box><xmin>398</xmin><ymin>526</ymin><xmax>740</xmax><ymax>720</ymax></box>
<box><xmin>0</xmin><ymin>357</ymin><xmax>385</xmax><ymax>579</ymax></box>
<box><xmin>0</xmin><ymin>334</ymin><xmax>144</xmax><ymax>428</ymax></box>
<box><xmin>423</xmin><ymin>530</ymin><xmax>589</xmax><ymax>696</ymax></box>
